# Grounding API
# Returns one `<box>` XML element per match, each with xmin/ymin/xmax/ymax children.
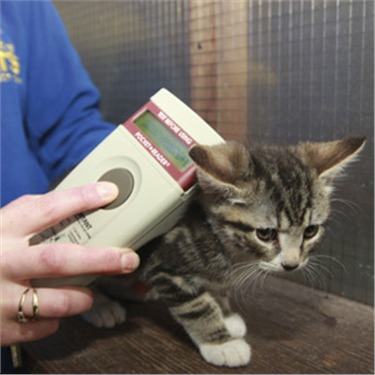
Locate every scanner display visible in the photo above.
<box><xmin>134</xmin><ymin>110</ymin><xmax>193</xmax><ymax>172</ymax></box>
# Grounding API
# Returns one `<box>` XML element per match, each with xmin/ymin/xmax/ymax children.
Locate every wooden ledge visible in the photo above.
<box><xmin>23</xmin><ymin>277</ymin><xmax>374</xmax><ymax>373</ymax></box>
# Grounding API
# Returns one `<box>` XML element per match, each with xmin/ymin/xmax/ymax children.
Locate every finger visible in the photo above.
<box><xmin>1</xmin><ymin>287</ymin><xmax>92</xmax><ymax>346</ymax></box>
<box><xmin>3</xmin><ymin>244</ymin><xmax>140</xmax><ymax>280</ymax></box>
<box><xmin>2</xmin><ymin>319</ymin><xmax>60</xmax><ymax>346</ymax></box>
<box><xmin>19</xmin><ymin>287</ymin><xmax>94</xmax><ymax>319</ymax></box>
<box><xmin>2</xmin><ymin>182</ymin><xmax>119</xmax><ymax>236</ymax></box>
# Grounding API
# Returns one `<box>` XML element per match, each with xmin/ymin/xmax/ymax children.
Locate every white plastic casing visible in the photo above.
<box><xmin>32</xmin><ymin>89</ymin><xmax>224</xmax><ymax>287</ymax></box>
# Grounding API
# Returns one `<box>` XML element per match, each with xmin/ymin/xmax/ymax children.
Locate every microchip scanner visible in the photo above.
<box><xmin>32</xmin><ymin>88</ymin><xmax>224</xmax><ymax>286</ymax></box>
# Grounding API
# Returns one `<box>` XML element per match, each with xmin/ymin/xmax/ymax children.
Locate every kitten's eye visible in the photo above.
<box><xmin>256</xmin><ymin>228</ymin><xmax>277</xmax><ymax>242</ymax></box>
<box><xmin>304</xmin><ymin>225</ymin><xmax>319</xmax><ymax>239</ymax></box>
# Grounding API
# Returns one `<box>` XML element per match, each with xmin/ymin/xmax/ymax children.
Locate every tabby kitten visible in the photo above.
<box><xmin>88</xmin><ymin>137</ymin><xmax>365</xmax><ymax>368</ymax></box>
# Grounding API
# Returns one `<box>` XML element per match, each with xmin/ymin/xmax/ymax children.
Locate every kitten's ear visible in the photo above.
<box><xmin>189</xmin><ymin>142</ymin><xmax>250</xmax><ymax>196</ymax></box>
<box><xmin>297</xmin><ymin>137</ymin><xmax>365</xmax><ymax>185</ymax></box>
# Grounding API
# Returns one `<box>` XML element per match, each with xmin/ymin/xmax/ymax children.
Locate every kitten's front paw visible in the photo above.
<box><xmin>82</xmin><ymin>293</ymin><xmax>126</xmax><ymax>328</ymax></box>
<box><xmin>199</xmin><ymin>339</ymin><xmax>251</xmax><ymax>367</ymax></box>
<box><xmin>224</xmin><ymin>313</ymin><xmax>247</xmax><ymax>338</ymax></box>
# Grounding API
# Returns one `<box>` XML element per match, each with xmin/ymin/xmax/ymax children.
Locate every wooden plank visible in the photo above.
<box><xmin>189</xmin><ymin>0</ymin><xmax>217</xmax><ymax>128</ymax></box>
<box><xmin>23</xmin><ymin>277</ymin><xmax>374</xmax><ymax>374</ymax></box>
<box><xmin>189</xmin><ymin>0</ymin><xmax>249</xmax><ymax>141</ymax></box>
<box><xmin>213</xmin><ymin>0</ymin><xmax>249</xmax><ymax>141</ymax></box>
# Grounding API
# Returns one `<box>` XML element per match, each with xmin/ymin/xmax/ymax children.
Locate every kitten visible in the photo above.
<box><xmin>84</xmin><ymin>137</ymin><xmax>365</xmax><ymax>367</ymax></box>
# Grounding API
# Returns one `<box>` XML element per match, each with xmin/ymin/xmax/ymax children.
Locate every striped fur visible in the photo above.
<box><xmin>90</xmin><ymin>137</ymin><xmax>364</xmax><ymax>367</ymax></box>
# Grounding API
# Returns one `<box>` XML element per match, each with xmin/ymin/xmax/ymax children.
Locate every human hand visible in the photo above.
<box><xmin>0</xmin><ymin>182</ymin><xmax>140</xmax><ymax>346</ymax></box>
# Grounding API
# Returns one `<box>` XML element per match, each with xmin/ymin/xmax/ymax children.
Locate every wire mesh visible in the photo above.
<box><xmin>55</xmin><ymin>0</ymin><xmax>373</xmax><ymax>305</ymax></box>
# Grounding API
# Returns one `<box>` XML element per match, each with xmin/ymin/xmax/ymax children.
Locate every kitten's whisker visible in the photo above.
<box><xmin>303</xmin><ymin>261</ymin><xmax>327</xmax><ymax>290</ymax></box>
<box><xmin>308</xmin><ymin>257</ymin><xmax>331</xmax><ymax>275</ymax></box>
<box><xmin>301</xmin><ymin>262</ymin><xmax>316</xmax><ymax>288</ymax></box>
<box><xmin>331</xmin><ymin>197</ymin><xmax>362</xmax><ymax>214</ymax></box>
<box><xmin>229</xmin><ymin>261</ymin><xmax>269</xmax><ymax>304</ymax></box>
<box><xmin>313</xmin><ymin>254</ymin><xmax>347</xmax><ymax>274</ymax></box>
<box><xmin>259</xmin><ymin>270</ymin><xmax>269</xmax><ymax>292</ymax></box>
<box><xmin>230</xmin><ymin>260</ymin><xmax>272</xmax><ymax>299</ymax></box>
<box><xmin>326</xmin><ymin>212</ymin><xmax>347</xmax><ymax>229</ymax></box>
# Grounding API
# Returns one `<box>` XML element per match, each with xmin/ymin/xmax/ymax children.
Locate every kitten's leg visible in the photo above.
<box><xmin>223</xmin><ymin>314</ymin><xmax>247</xmax><ymax>338</ymax></box>
<box><xmin>82</xmin><ymin>290</ymin><xmax>126</xmax><ymax>328</ymax></box>
<box><xmin>146</xmin><ymin>271</ymin><xmax>250</xmax><ymax>367</ymax></box>
<box><xmin>214</xmin><ymin>293</ymin><xmax>247</xmax><ymax>339</ymax></box>
<box><xmin>150</xmin><ymin>276</ymin><xmax>249</xmax><ymax>368</ymax></box>
<box><xmin>169</xmin><ymin>292</ymin><xmax>251</xmax><ymax>367</ymax></box>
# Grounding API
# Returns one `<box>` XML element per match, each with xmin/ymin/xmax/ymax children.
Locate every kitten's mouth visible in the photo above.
<box><xmin>259</xmin><ymin>258</ymin><xmax>308</xmax><ymax>273</ymax></box>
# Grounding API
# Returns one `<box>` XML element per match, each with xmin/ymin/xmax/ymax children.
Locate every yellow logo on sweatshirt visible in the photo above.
<box><xmin>0</xmin><ymin>40</ymin><xmax>21</xmax><ymax>83</ymax></box>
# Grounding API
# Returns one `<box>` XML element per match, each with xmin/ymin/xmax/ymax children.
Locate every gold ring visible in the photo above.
<box><xmin>17</xmin><ymin>287</ymin><xmax>39</xmax><ymax>323</ymax></box>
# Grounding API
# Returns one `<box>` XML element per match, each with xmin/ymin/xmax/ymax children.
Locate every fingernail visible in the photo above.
<box><xmin>96</xmin><ymin>182</ymin><xmax>119</xmax><ymax>201</ymax></box>
<box><xmin>121</xmin><ymin>252</ymin><xmax>140</xmax><ymax>271</ymax></box>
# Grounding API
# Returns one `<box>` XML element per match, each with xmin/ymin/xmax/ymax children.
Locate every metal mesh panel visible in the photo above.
<box><xmin>54</xmin><ymin>0</ymin><xmax>373</xmax><ymax>305</ymax></box>
<box><xmin>55</xmin><ymin>1</ymin><xmax>190</xmax><ymax>124</ymax></box>
<box><xmin>247</xmin><ymin>0</ymin><xmax>374</xmax><ymax>305</ymax></box>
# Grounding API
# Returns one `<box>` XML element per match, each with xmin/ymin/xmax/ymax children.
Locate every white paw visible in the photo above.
<box><xmin>224</xmin><ymin>313</ymin><xmax>247</xmax><ymax>338</ymax></box>
<box><xmin>82</xmin><ymin>293</ymin><xmax>126</xmax><ymax>328</ymax></box>
<box><xmin>199</xmin><ymin>339</ymin><xmax>251</xmax><ymax>367</ymax></box>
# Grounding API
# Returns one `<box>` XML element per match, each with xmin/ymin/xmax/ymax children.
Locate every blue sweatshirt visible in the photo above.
<box><xmin>0</xmin><ymin>1</ymin><xmax>114</xmax><ymax>207</ymax></box>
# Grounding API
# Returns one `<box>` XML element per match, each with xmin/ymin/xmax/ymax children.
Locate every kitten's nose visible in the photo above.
<box><xmin>281</xmin><ymin>263</ymin><xmax>299</xmax><ymax>271</ymax></box>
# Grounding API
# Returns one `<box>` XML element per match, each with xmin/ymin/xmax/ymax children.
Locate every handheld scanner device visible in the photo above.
<box><xmin>32</xmin><ymin>88</ymin><xmax>224</xmax><ymax>287</ymax></box>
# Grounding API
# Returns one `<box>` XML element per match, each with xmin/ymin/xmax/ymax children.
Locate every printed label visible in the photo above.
<box><xmin>32</xmin><ymin>213</ymin><xmax>94</xmax><ymax>245</ymax></box>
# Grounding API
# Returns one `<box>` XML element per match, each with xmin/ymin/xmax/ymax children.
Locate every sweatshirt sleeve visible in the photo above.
<box><xmin>25</xmin><ymin>2</ymin><xmax>114</xmax><ymax>182</ymax></box>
